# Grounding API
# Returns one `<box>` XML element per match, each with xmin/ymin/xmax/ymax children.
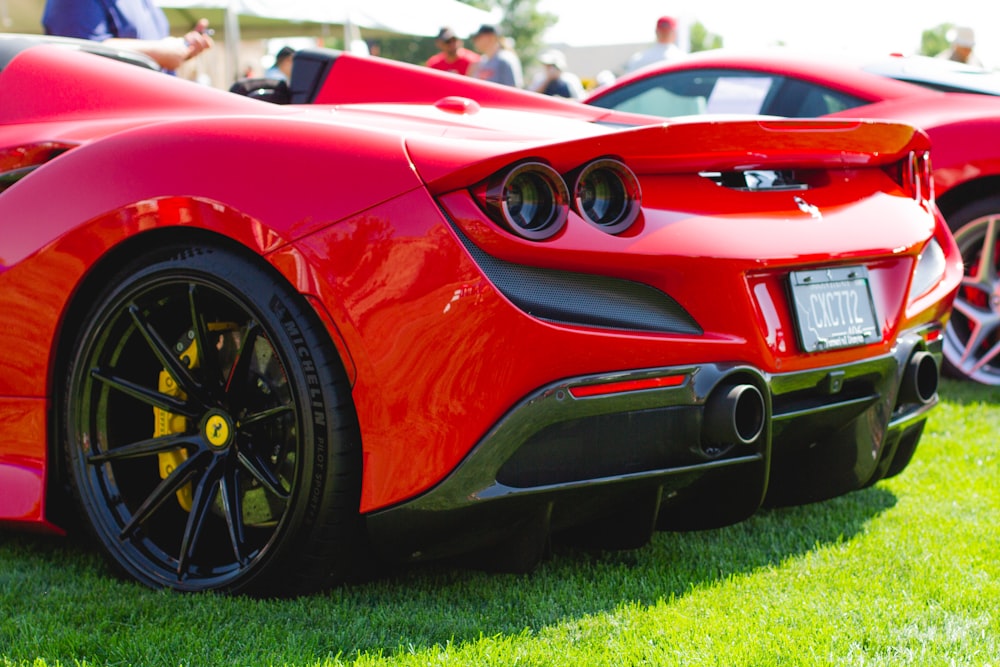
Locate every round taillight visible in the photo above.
<box><xmin>573</xmin><ymin>159</ymin><xmax>641</xmax><ymax>234</ymax></box>
<box><xmin>486</xmin><ymin>162</ymin><xmax>568</xmax><ymax>240</ymax></box>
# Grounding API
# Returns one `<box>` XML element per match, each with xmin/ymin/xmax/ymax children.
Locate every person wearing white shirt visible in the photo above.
<box><xmin>625</xmin><ymin>16</ymin><xmax>683</xmax><ymax>73</ymax></box>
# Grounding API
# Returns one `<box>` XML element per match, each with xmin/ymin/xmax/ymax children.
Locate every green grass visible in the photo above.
<box><xmin>2</xmin><ymin>378</ymin><xmax>999</xmax><ymax>666</ymax></box>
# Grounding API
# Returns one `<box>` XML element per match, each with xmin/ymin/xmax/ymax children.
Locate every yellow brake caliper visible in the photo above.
<box><xmin>153</xmin><ymin>323</ymin><xmax>238</xmax><ymax>512</ymax></box>
<box><xmin>154</xmin><ymin>333</ymin><xmax>198</xmax><ymax>512</ymax></box>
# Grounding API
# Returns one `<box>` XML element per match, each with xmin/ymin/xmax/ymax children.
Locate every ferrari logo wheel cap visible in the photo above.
<box><xmin>204</xmin><ymin>413</ymin><xmax>234</xmax><ymax>449</ymax></box>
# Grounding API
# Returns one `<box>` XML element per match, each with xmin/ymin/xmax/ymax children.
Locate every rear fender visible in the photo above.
<box><xmin>0</xmin><ymin>115</ymin><xmax>423</xmax><ymax>269</ymax></box>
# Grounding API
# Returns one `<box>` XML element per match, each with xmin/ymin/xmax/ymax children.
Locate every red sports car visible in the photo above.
<box><xmin>586</xmin><ymin>49</ymin><xmax>1000</xmax><ymax>385</ymax></box>
<box><xmin>0</xmin><ymin>37</ymin><xmax>961</xmax><ymax>594</ymax></box>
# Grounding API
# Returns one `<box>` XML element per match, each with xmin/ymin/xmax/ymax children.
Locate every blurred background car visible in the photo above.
<box><xmin>862</xmin><ymin>53</ymin><xmax>1000</xmax><ymax>95</ymax></box>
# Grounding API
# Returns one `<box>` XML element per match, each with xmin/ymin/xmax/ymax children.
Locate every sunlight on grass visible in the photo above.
<box><xmin>2</xmin><ymin>379</ymin><xmax>998</xmax><ymax>666</ymax></box>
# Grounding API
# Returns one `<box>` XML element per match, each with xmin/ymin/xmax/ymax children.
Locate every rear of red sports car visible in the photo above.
<box><xmin>0</xmin><ymin>42</ymin><xmax>961</xmax><ymax>594</ymax></box>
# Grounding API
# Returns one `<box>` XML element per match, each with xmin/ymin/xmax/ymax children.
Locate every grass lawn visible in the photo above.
<box><xmin>1</xmin><ymin>378</ymin><xmax>998</xmax><ymax>666</ymax></box>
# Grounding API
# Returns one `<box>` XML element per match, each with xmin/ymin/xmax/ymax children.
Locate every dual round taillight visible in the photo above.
<box><xmin>482</xmin><ymin>159</ymin><xmax>641</xmax><ymax>240</ymax></box>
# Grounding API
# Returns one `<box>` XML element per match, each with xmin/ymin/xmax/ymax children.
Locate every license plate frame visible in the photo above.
<box><xmin>789</xmin><ymin>266</ymin><xmax>881</xmax><ymax>353</ymax></box>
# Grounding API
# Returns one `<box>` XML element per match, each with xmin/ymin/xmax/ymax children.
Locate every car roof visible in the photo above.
<box><xmin>586</xmin><ymin>48</ymin><xmax>945</xmax><ymax>106</ymax></box>
<box><xmin>860</xmin><ymin>54</ymin><xmax>1000</xmax><ymax>95</ymax></box>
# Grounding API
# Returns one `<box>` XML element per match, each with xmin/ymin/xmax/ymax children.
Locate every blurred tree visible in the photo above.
<box><xmin>689</xmin><ymin>21</ymin><xmax>723</xmax><ymax>53</ymax></box>
<box><xmin>369</xmin><ymin>34</ymin><xmax>434</xmax><ymax>63</ymax></box>
<box><xmin>920</xmin><ymin>23</ymin><xmax>953</xmax><ymax>57</ymax></box>
<box><xmin>493</xmin><ymin>0</ymin><xmax>558</xmax><ymax>68</ymax></box>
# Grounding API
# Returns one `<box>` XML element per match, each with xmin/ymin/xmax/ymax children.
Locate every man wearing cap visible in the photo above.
<box><xmin>426</xmin><ymin>26</ymin><xmax>479</xmax><ymax>76</ymax></box>
<box><xmin>469</xmin><ymin>24</ymin><xmax>523</xmax><ymax>87</ymax></box>
<box><xmin>937</xmin><ymin>26</ymin><xmax>985</xmax><ymax>68</ymax></box>
<box><xmin>625</xmin><ymin>15</ymin><xmax>684</xmax><ymax>73</ymax></box>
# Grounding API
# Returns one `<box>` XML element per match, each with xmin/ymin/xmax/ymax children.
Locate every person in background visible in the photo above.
<box><xmin>937</xmin><ymin>26</ymin><xmax>985</xmax><ymax>68</ymax></box>
<box><xmin>426</xmin><ymin>26</ymin><xmax>479</xmax><ymax>76</ymax></box>
<box><xmin>594</xmin><ymin>69</ymin><xmax>617</xmax><ymax>90</ymax></box>
<box><xmin>42</xmin><ymin>0</ymin><xmax>212</xmax><ymax>72</ymax></box>
<box><xmin>265</xmin><ymin>46</ymin><xmax>295</xmax><ymax>81</ymax></box>
<box><xmin>469</xmin><ymin>24</ymin><xmax>523</xmax><ymax>87</ymax></box>
<box><xmin>530</xmin><ymin>49</ymin><xmax>584</xmax><ymax>99</ymax></box>
<box><xmin>625</xmin><ymin>15</ymin><xmax>683</xmax><ymax>73</ymax></box>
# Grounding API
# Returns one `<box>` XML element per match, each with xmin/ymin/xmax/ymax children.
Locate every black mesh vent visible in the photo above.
<box><xmin>449</xmin><ymin>222</ymin><xmax>702</xmax><ymax>335</ymax></box>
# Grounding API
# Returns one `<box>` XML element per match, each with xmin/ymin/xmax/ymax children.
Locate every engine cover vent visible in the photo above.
<box><xmin>700</xmin><ymin>169</ymin><xmax>809</xmax><ymax>192</ymax></box>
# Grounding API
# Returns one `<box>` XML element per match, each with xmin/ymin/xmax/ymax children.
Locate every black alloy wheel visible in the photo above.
<box><xmin>63</xmin><ymin>244</ymin><xmax>362</xmax><ymax>594</ymax></box>
<box><xmin>943</xmin><ymin>197</ymin><xmax>1000</xmax><ymax>385</ymax></box>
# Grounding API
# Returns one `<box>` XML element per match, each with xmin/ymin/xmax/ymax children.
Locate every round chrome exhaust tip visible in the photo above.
<box><xmin>899</xmin><ymin>351</ymin><xmax>938</xmax><ymax>405</ymax></box>
<box><xmin>702</xmin><ymin>383</ymin><xmax>766</xmax><ymax>456</ymax></box>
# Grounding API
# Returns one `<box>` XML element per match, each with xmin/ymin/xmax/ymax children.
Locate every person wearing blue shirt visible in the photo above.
<box><xmin>264</xmin><ymin>46</ymin><xmax>295</xmax><ymax>82</ymax></box>
<box><xmin>469</xmin><ymin>24</ymin><xmax>522</xmax><ymax>88</ymax></box>
<box><xmin>43</xmin><ymin>0</ymin><xmax>212</xmax><ymax>72</ymax></box>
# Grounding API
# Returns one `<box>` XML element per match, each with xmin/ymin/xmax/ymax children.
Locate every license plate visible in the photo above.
<box><xmin>789</xmin><ymin>266</ymin><xmax>881</xmax><ymax>353</ymax></box>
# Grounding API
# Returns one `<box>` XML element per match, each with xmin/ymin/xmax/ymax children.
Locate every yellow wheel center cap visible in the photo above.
<box><xmin>204</xmin><ymin>413</ymin><xmax>233</xmax><ymax>449</ymax></box>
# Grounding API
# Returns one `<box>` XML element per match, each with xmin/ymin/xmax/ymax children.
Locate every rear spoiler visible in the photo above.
<box><xmin>408</xmin><ymin>117</ymin><xmax>931</xmax><ymax>192</ymax></box>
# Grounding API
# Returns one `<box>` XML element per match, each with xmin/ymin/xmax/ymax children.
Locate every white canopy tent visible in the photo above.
<box><xmin>0</xmin><ymin>0</ymin><xmax>500</xmax><ymax>82</ymax></box>
<box><xmin>230</xmin><ymin>0</ymin><xmax>497</xmax><ymax>37</ymax></box>
<box><xmin>157</xmin><ymin>0</ymin><xmax>500</xmax><ymax>81</ymax></box>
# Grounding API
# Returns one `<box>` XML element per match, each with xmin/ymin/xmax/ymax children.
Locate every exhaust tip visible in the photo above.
<box><xmin>900</xmin><ymin>351</ymin><xmax>938</xmax><ymax>405</ymax></box>
<box><xmin>702</xmin><ymin>383</ymin><xmax>765</xmax><ymax>456</ymax></box>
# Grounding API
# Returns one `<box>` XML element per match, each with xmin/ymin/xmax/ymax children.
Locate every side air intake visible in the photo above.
<box><xmin>446</xmin><ymin>218</ymin><xmax>702</xmax><ymax>335</ymax></box>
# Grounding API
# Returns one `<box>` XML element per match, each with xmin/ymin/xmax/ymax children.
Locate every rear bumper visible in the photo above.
<box><xmin>366</xmin><ymin>330</ymin><xmax>939</xmax><ymax>562</ymax></box>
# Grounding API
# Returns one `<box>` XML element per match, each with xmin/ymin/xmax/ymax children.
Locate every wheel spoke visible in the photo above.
<box><xmin>952</xmin><ymin>296</ymin><xmax>980</xmax><ymax>322</ymax></box>
<box><xmin>220</xmin><ymin>457</ymin><xmax>247</xmax><ymax>565</ymax></box>
<box><xmin>188</xmin><ymin>285</ymin><xmax>224</xmax><ymax>392</ymax></box>
<box><xmin>177</xmin><ymin>458</ymin><xmax>224</xmax><ymax>578</ymax></box>
<box><xmin>971</xmin><ymin>338</ymin><xmax>1000</xmax><ymax>374</ymax></box>
<box><xmin>119</xmin><ymin>451</ymin><xmax>206</xmax><ymax>539</ymax></box>
<box><xmin>128</xmin><ymin>303</ymin><xmax>211</xmax><ymax>407</ymax></box>
<box><xmin>237</xmin><ymin>450</ymin><xmax>290</xmax><ymax>499</ymax></box>
<box><xmin>974</xmin><ymin>216</ymin><xmax>999</xmax><ymax>283</ymax></box>
<box><xmin>958</xmin><ymin>319</ymin><xmax>988</xmax><ymax>367</ymax></box>
<box><xmin>240</xmin><ymin>405</ymin><xmax>293</xmax><ymax>429</ymax></box>
<box><xmin>90</xmin><ymin>368</ymin><xmax>199</xmax><ymax>418</ymax></box>
<box><xmin>952</xmin><ymin>282</ymin><xmax>991</xmax><ymax>324</ymax></box>
<box><xmin>224</xmin><ymin>321</ymin><xmax>263</xmax><ymax>398</ymax></box>
<box><xmin>87</xmin><ymin>433</ymin><xmax>195</xmax><ymax>464</ymax></box>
